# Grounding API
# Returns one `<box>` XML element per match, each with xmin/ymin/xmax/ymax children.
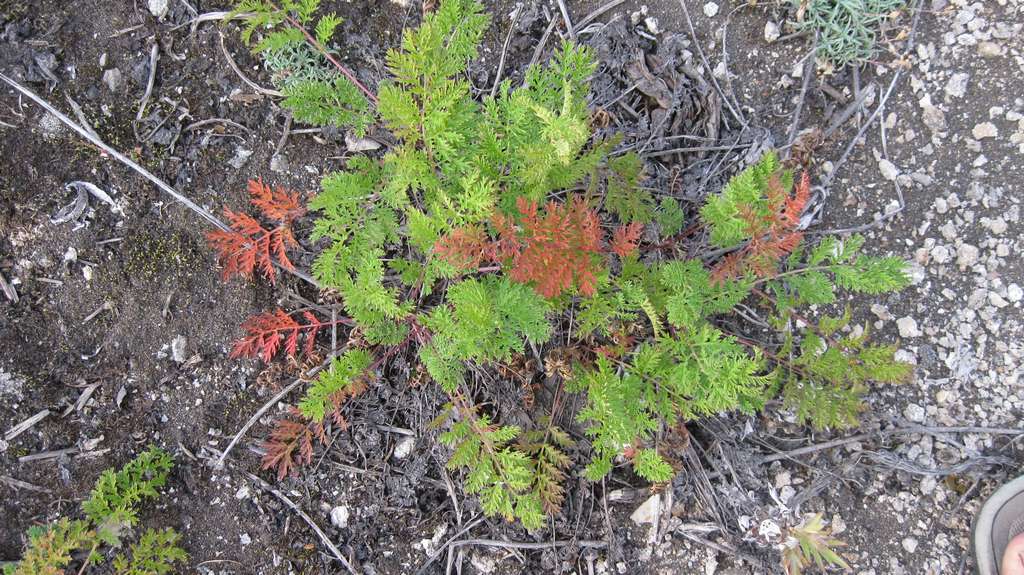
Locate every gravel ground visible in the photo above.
<box><xmin>622</xmin><ymin>0</ymin><xmax>1024</xmax><ymax>573</ymax></box>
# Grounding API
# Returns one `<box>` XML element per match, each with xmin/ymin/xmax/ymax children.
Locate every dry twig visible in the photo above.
<box><xmin>216</xmin><ymin>360</ymin><xmax>329</xmax><ymax>467</ymax></box>
<box><xmin>217</xmin><ymin>31</ymin><xmax>283</xmax><ymax>97</ymax></box>
<box><xmin>136</xmin><ymin>42</ymin><xmax>160</xmax><ymax>121</ymax></box>
<box><xmin>4</xmin><ymin>409</ymin><xmax>50</xmax><ymax>442</ymax></box>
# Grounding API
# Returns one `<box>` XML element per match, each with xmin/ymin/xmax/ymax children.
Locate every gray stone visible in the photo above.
<box><xmin>102</xmin><ymin>68</ymin><xmax>122</xmax><ymax>92</ymax></box>
<box><xmin>897</xmin><ymin>316</ymin><xmax>921</xmax><ymax>338</ymax></box>
<box><xmin>630</xmin><ymin>494</ymin><xmax>660</xmax><ymax>526</ymax></box>
<box><xmin>944</xmin><ymin>73</ymin><xmax>969</xmax><ymax>99</ymax></box>
<box><xmin>229</xmin><ymin>148</ymin><xmax>254</xmax><ymax>169</ymax></box>
<box><xmin>1006</xmin><ymin>284</ymin><xmax>1022</xmax><ymax>303</ymax></box>
<box><xmin>393</xmin><ymin>436</ymin><xmax>415</xmax><ymax>459</ymax></box>
<box><xmin>904</xmin><ymin>403</ymin><xmax>926</xmax><ymax>423</ymax></box>
<box><xmin>148</xmin><ymin>0</ymin><xmax>169</xmax><ymax>18</ymax></box>
<box><xmin>330</xmin><ymin>505</ymin><xmax>350</xmax><ymax>528</ymax></box>
<box><xmin>957</xmin><ymin>243</ymin><xmax>979</xmax><ymax>268</ymax></box>
<box><xmin>170</xmin><ymin>335</ymin><xmax>188</xmax><ymax>363</ymax></box>
<box><xmin>878</xmin><ymin>159</ymin><xmax>899</xmax><ymax>181</ymax></box>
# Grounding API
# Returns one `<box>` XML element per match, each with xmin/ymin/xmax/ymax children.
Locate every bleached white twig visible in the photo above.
<box><xmin>4</xmin><ymin>409</ymin><xmax>51</xmax><ymax>442</ymax></box>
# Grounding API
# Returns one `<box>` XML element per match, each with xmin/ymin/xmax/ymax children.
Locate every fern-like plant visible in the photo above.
<box><xmin>221</xmin><ymin>0</ymin><xmax>912</xmax><ymax>533</ymax></box>
<box><xmin>4</xmin><ymin>447</ymin><xmax>186</xmax><ymax>575</ymax></box>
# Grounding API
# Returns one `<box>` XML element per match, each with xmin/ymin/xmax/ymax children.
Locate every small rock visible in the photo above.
<box><xmin>897</xmin><ymin>317</ymin><xmax>921</xmax><ymax>338</ymax></box>
<box><xmin>148</xmin><ymin>0</ymin><xmax>169</xmax><ymax>19</ymax></box>
<box><xmin>170</xmin><ymin>335</ymin><xmax>188</xmax><ymax>363</ymax></box>
<box><xmin>644</xmin><ymin>16</ymin><xmax>661</xmax><ymax>35</ymax></box>
<box><xmin>956</xmin><ymin>243</ymin><xmax>979</xmax><ymax>268</ymax></box>
<box><xmin>977</xmin><ymin>41</ymin><xmax>1001</xmax><ymax>57</ymax></box>
<box><xmin>972</xmin><ymin>122</ymin><xmax>998</xmax><ymax>139</ymax></box>
<box><xmin>703</xmin><ymin>2</ymin><xmax>719</xmax><ymax>17</ymax></box>
<box><xmin>239</xmin><ymin>533</ymin><xmax>252</xmax><ymax>545</ymax></box>
<box><xmin>345</xmin><ymin>133</ymin><xmax>381</xmax><ymax>152</ymax></box>
<box><xmin>904</xmin><ymin>403</ymin><xmax>926</xmax><ymax>423</ymax></box>
<box><xmin>229</xmin><ymin>148</ymin><xmax>254</xmax><ymax>169</ymax></box>
<box><xmin>878</xmin><ymin>159</ymin><xmax>899</xmax><ymax>181</ymax></box>
<box><xmin>393</xmin><ymin>436</ymin><xmax>415</xmax><ymax>459</ymax></box>
<box><xmin>944</xmin><ymin>73</ymin><xmax>969</xmax><ymax>99</ymax></box>
<box><xmin>235</xmin><ymin>485</ymin><xmax>251</xmax><ymax>500</ymax></box>
<box><xmin>102</xmin><ymin>68</ymin><xmax>122</xmax><ymax>92</ymax></box>
<box><xmin>630</xmin><ymin>494</ymin><xmax>660</xmax><ymax>526</ymax></box>
<box><xmin>269</xmin><ymin>153</ymin><xmax>289</xmax><ymax>173</ymax></box>
<box><xmin>870</xmin><ymin>304</ymin><xmax>893</xmax><ymax>321</ymax></box>
<box><xmin>903</xmin><ymin>537</ymin><xmax>919</xmax><ymax>553</ymax></box>
<box><xmin>930</xmin><ymin>245</ymin><xmax>951</xmax><ymax>264</ymax></box>
<box><xmin>38</xmin><ymin>112</ymin><xmax>65</xmax><ymax>141</ymax></box>
<box><xmin>759</xmin><ymin>519</ymin><xmax>782</xmax><ymax>539</ymax></box>
<box><xmin>989</xmin><ymin>292</ymin><xmax>1009</xmax><ymax>308</ymax></box>
<box><xmin>986</xmin><ymin>218</ymin><xmax>1007</xmax><ymax>234</ymax></box>
<box><xmin>330</xmin><ymin>505</ymin><xmax>350</xmax><ymax>528</ymax></box>
<box><xmin>1006</xmin><ymin>284</ymin><xmax>1022</xmax><ymax>303</ymax></box>
<box><xmin>921</xmin><ymin>104</ymin><xmax>947</xmax><ymax>133</ymax></box>
<box><xmin>470</xmin><ymin>552</ymin><xmax>497</xmax><ymax>574</ymax></box>
<box><xmin>764</xmin><ymin>21</ymin><xmax>780</xmax><ymax>43</ymax></box>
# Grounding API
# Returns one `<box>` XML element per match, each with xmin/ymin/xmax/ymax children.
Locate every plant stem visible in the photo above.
<box><xmin>272</xmin><ymin>3</ymin><xmax>378</xmax><ymax>105</ymax></box>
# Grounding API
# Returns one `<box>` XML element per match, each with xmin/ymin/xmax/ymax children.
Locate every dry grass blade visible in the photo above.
<box><xmin>4</xmin><ymin>409</ymin><xmax>50</xmax><ymax>442</ymax></box>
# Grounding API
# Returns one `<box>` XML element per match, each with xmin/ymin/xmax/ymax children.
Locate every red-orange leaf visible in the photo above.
<box><xmin>712</xmin><ymin>170</ymin><xmax>810</xmax><ymax>282</ymax></box>
<box><xmin>503</xmin><ymin>195</ymin><xmax>604</xmax><ymax>298</ymax></box>
<box><xmin>231</xmin><ymin>309</ymin><xmax>350</xmax><ymax>363</ymax></box>
<box><xmin>434</xmin><ymin>224</ymin><xmax>492</xmax><ymax>271</ymax></box>
<box><xmin>248</xmin><ymin>178</ymin><xmax>306</xmax><ymax>224</ymax></box>
<box><xmin>261</xmin><ymin>411</ymin><xmax>325</xmax><ymax>480</ymax></box>
<box><xmin>610</xmin><ymin>222</ymin><xmax>643</xmax><ymax>257</ymax></box>
<box><xmin>206</xmin><ymin>180</ymin><xmax>303</xmax><ymax>284</ymax></box>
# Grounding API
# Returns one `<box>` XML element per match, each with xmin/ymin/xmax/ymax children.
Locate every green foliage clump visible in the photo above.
<box><xmin>231</xmin><ymin>0</ymin><xmax>370</xmax><ymax>133</ymax></box>
<box><xmin>781</xmin><ymin>513</ymin><xmax>850</xmax><ymax>575</ymax></box>
<box><xmin>112</xmin><ymin>529</ymin><xmax>188</xmax><ymax>575</ymax></box>
<box><xmin>298</xmin><ymin>349</ymin><xmax>373</xmax><ymax>421</ymax></box>
<box><xmin>83</xmin><ymin>446</ymin><xmax>173</xmax><ymax>546</ymax></box>
<box><xmin>4</xmin><ymin>447</ymin><xmax>186</xmax><ymax>575</ymax></box>
<box><xmin>439</xmin><ymin>409</ymin><xmax>545</xmax><ymax>528</ymax></box>
<box><xmin>230</xmin><ymin>0</ymin><xmax>912</xmax><ymax>533</ymax></box>
<box><xmin>421</xmin><ymin>277</ymin><xmax>550</xmax><ymax>393</ymax></box>
<box><xmin>792</xmin><ymin>0</ymin><xmax>907</xmax><ymax>67</ymax></box>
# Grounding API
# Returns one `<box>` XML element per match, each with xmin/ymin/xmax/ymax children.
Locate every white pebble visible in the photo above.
<box><xmin>331</xmin><ymin>505</ymin><xmax>350</xmax><ymax>528</ymax></box>
<box><xmin>957</xmin><ymin>244</ymin><xmax>980</xmax><ymax>268</ymax></box>
<box><xmin>972</xmin><ymin>122</ymin><xmax>998</xmax><ymax>139</ymax></box>
<box><xmin>897</xmin><ymin>317</ymin><xmax>921</xmax><ymax>338</ymax></box>
<box><xmin>878</xmin><ymin>159</ymin><xmax>899</xmax><ymax>181</ymax></box>
<box><xmin>703</xmin><ymin>2</ymin><xmax>719</xmax><ymax>17</ymax></box>
<box><xmin>148</xmin><ymin>0</ymin><xmax>169</xmax><ymax>18</ymax></box>
<box><xmin>393</xmin><ymin>436</ymin><xmax>415</xmax><ymax>459</ymax></box>
<box><xmin>1007</xmin><ymin>284</ymin><xmax>1022</xmax><ymax>303</ymax></box>
<box><xmin>904</xmin><ymin>403</ymin><xmax>926</xmax><ymax>423</ymax></box>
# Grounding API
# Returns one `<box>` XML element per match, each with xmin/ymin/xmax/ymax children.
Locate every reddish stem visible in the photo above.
<box><xmin>278</xmin><ymin>9</ymin><xmax>379</xmax><ymax>105</ymax></box>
